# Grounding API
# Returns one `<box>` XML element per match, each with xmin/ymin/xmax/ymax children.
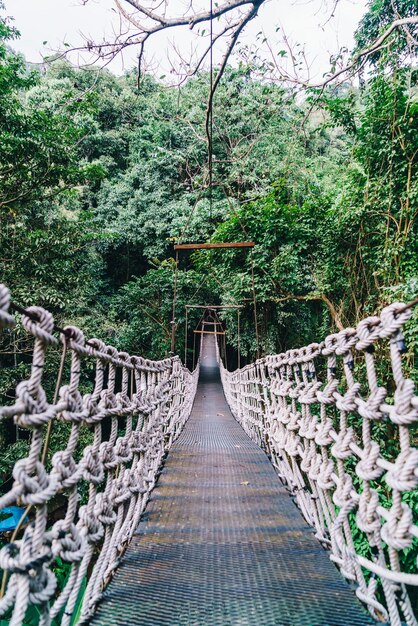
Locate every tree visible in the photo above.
<box><xmin>355</xmin><ymin>0</ymin><xmax>418</xmax><ymax>65</ymax></box>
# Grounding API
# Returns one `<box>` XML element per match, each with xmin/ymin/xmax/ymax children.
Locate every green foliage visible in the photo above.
<box><xmin>0</xmin><ymin>0</ymin><xmax>417</xmax><ymax>596</ymax></box>
<box><xmin>0</xmin><ymin>439</ymin><xmax>29</xmax><ymax>483</ymax></box>
<box><xmin>0</xmin><ymin>6</ymin><xmax>416</xmax><ymax>368</ymax></box>
<box><xmin>0</xmin><ymin>50</ymin><xmax>101</xmax><ymax>210</ymax></box>
<box><xmin>355</xmin><ymin>0</ymin><xmax>418</xmax><ymax>63</ymax></box>
<box><xmin>113</xmin><ymin>265</ymin><xmax>217</xmax><ymax>360</ymax></box>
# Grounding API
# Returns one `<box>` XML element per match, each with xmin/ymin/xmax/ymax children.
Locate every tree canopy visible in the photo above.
<box><xmin>0</xmin><ymin>0</ymin><xmax>417</xmax><ymax>611</ymax></box>
<box><xmin>0</xmin><ymin>1</ymin><xmax>417</xmax><ymax>365</ymax></box>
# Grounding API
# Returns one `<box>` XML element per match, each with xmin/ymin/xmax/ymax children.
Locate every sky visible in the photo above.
<box><xmin>7</xmin><ymin>0</ymin><xmax>368</xmax><ymax>81</ymax></box>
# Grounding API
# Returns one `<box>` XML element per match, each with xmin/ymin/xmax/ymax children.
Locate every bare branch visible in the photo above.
<box><xmin>72</xmin><ymin>1</ymin><xmax>268</xmax><ymax>79</ymax></box>
<box><xmin>205</xmin><ymin>2</ymin><xmax>263</xmax><ymax>164</ymax></box>
<box><xmin>122</xmin><ymin>0</ymin><xmax>258</xmax><ymax>30</ymax></box>
<box><xmin>312</xmin><ymin>16</ymin><xmax>418</xmax><ymax>89</ymax></box>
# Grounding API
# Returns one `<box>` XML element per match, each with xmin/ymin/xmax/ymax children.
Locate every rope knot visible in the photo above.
<box><xmin>287</xmin><ymin>409</ymin><xmax>300</xmax><ymax>431</ymax></box>
<box><xmin>386</xmin><ymin>448</ymin><xmax>418</xmax><ymax>492</ymax></box>
<box><xmin>335</xmin><ymin>382</ymin><xmax>361</xmax><ymax>413</ymax></box>
<box><xmin>99</xmin><ymin>441</ymin><xmax>118</xmax><ymax>470</ymax></box>
<box><xmin>128</xmin><ymin>471</ymin><xmax>148</xmax><ymax>495</ymax></box>
<box><xmin>331</xmin><ymin>428</ymin><xmax>355</xmax><ymax>460</ymax></box>
<box><xmin>299</xmin><ymin>381</ymin><xmax>322</xmax><ymax>405</ymax></box>
<box><xmin>115</xmin><ymin>391</ymin><xmax>131</xmax><ymax>411</ymax></box>
<box><xmin>356</xmin><ymin>441</ymin><xmax>384</xmax><ymax>481</ymax></box>
<box><xmin>275</xmin><ymin>380</ymin><xmax>293</xmax><ymax>398</ymax></box>
<box><xmin>21</xmin><ymin>306</ymin><xmax>57</xmax><ymax>345</ymax></box>
<box><xmin>59</xmin><ymin>385</ymin><xmax>86</xmax><ymax>422</ymax></box>
<box><xmin>14</xmin><ymin>381</ymin><xmax>56</xmax><ymax>428</ymax></box>
<box><xmin>357</xmin><ymin>488</ymin><xmax>380</xmax><ymax>537</ymax></box>
<box><xmin>130</xmin><ymin>431</ymin><xmax>149</xmax><ymax>453</ymax></box>
<box><xmin>317</xmin><ymin>458</ymin><xmax>335</xmax><ymax>490</ymax></box>
<box><xmin>96</xmin><ymin>493</ymin><xmax>117</xmax><ymax>526</ymax></box>
<box><xmin>300</xmin><ymin>445</ymin><xmax>315</xmax><ymax>473</ymax></box>
<box><xmin>82</xmin><ymin>392</ymin><xmax>100</xmax><ymax>418</ymax></box>
<box><xmin>114</xmin><ymin>436</ymin><xmax>133</xmax><ymax>465</ymax></box>
<box><xmin>298</xmin><ymin>413</ymin><xmax>317</xmax><ymax>440</ymax></box>
<box><xmin>64</xmin><ymin>325</ymin><xmax>85</xmax><ymax>350</ymax></box>
<box><xmin>0</xmin><ymin>525</ymin><xmax>57</xmax><ymax>608</ymax></box>
<box><xmin>118</xmin><ymin>351</ymin><xmax>132</xmax><ymax>368</ymax></box>
<box><xmin>381</xmin><ymin>502</ymin><xmax>413</xmax><ymax>550</ymax></box>
<box><xmin>388</xmin><ymin>378</ymin><xmax>418</xmax><ymax>425</ymax></box>
<box><xmin>315</xmin><ymin>418</ymin><xmax>334</xmax><ymax>446</ymax></box>
<box><xmin>13</xmin><ymin>459</ymin><xmax>58</xmax><ymax>506</ymax></box>
<box><xmin>304</xmin><ymin>342</ymin><xmax>321</xmax><ymax>360</ymax></box>
<box><xmin>0</xmin><ymin>533</ymin><xmax>51</xmax><ymax>576</ymax></box>
<box><xmin>50</xmin><ymin>521</ymin><xmax>86</xmax><ymax>563</ymax></box>
<box><xmin>307</xmin><ymin>451</ymin><xmax>322</xmax><ymax>481</ymax></box>
<box><xmin>285</xmin><ymin>433</ymin><xmax>300</xmax><ymax>457</ymax></box>
<box><xmin>288</xmin><ymin>381</ymin><xmax>304</xmax><ymax>400</ymax></box>
<box><xmin>335</xmin><ymin>328</ymin><xmax>357</xmax><ymax>355</ymax></box>
<box><xmin>355</xmin><ymin>316</ymin><xmax>381</xmax><ymax>351</ymax></box>
<box><xmin>0</xmin><ymin>283</ymin><xmax>15</xmax><ymax>328</ymax></box>
<box><xmin>322</xmin><ymin>333</ymin><xmax>339</xmax><ymax>356</ymax></box>
<box><xmin>379</xmin><ymin>302</ymin><xmax>411</xmax><ymax>339</ymax></box>
<box><xmin>78</xmin><ymin>505</ymin><xmax>104</xmax><ymax>544</ymax></box>
<box><xmin>316</xmin><ymin>379</ymin><xmax>338</xmax><ymax>405</ymax></box>
<box><xmin>114</xmin><ymin>471</ymin><xmax>132</xmax><ymax>505</ymax></box>
<box><xmin>357</xmin><ymin>387</ymin><xmax>386</xmax><ymax>421</ymax></box>
<box><xmin>86</xmin><ymin>337</ymin><xmax>106</xmax><ymax>358</ymax></box>
<box><xmin>333</xmin><ymin>473</ymin><xmax>354</xmax><ymax>508</ymax></box>
<box><xmin>82</xmin><ymin>446</ymin><xmax>104</xmax><ymax>485</ymax></box>
<box><xmin>51</xmin><ymin>451</ymin><xmax>81</xmax><ymax>489</ymax></box>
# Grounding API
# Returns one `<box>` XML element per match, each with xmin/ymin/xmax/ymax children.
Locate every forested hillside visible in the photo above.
<box><xmin>1</xmin><ymin>1</ymin><xmax>417</xmax><ymax>381</ymax></box>
<box><xmin>0</xmin><ymin>1</ymin><xmax>417</xmax><ymax>619</ymax></box>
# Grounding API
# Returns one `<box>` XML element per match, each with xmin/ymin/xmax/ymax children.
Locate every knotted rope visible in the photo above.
<box><xmin>0</xmin><ymin>284</ymin><xmax>199</xmax><ymax>625</ymax></box>
<box><xmin>219</xmin><ymin>302</ymin><xmax>418</xmax><ymax>626</ymax></box>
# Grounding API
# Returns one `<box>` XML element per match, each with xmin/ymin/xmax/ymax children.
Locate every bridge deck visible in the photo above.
<box><xmin>90</xmin><ymin>336</ymin><xmax>375</xmax><ymax>626</ymax></box>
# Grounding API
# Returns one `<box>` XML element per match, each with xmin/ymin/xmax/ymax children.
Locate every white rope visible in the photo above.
<box><xmin>0</xmin><ymin>284</ymin><xmax>199</xmax><ymax>625</ymax></box>
<box><xmin>219</xmin><ymin>302</ymin><xmax>418</xmax><ymax>625</ymax></box>
<box><xmin>0</xmin><ymin>285</ymin><xmax>14</xmax><ymax>329</ymax></box>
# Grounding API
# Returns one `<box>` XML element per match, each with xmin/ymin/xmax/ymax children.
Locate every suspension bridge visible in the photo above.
<box><xmin>0</xmin><ymin>282</ymin><xmax>417</xmax><ymax>626</ymax></box>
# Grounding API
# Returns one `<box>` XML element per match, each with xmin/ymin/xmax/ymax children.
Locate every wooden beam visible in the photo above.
<box><xmin>185</xmin><ymin>305</ymin><xmax>244</xmax><ymax>309</ymax></box>
<box><xmin>193</xmin><ymin>330</ymin><xmax>226</xmax><ymax>335</ymax></box>
<box><xmin>174</xmin><ymin>242</ymin><xmax>255</xmax><ymax>250</ymax></box>
<box><xmin>201</xmin><ymin>321</ymin><xmax>222</xmax><ymax>325</ymax></box>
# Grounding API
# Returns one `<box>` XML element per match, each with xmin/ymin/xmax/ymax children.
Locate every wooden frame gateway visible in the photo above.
<box><xmin>171</xmin><ymin>242</ymin><xmax>258</xmax><ymax>360</ymax></box>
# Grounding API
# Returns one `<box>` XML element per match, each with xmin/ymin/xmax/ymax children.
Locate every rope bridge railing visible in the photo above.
<box><xmin>0</xmin><ymin>284</ymin><xmax>199</xmax><ymax>626</ymax></box>
<box><xmin>219</xmin><ymin>302</ymin><xmax>418</xmax><ymax>626</ymax></box>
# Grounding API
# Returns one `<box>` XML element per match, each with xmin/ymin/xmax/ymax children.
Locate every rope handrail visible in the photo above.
<box><xmin>0</xmin><ymin>284</ymin><xmax>199</xmax><ymax>626</ymax></box>
<box><xmin>218</xmin><ymin>302</ymin><xmax>418</xmax><ymax>625</ymax></box>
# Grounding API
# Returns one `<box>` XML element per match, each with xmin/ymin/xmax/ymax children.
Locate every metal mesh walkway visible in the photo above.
<box><xmin>90</xmin><ymin>336</ymin><xmax>375</xmax><ymax>626</ymax></box>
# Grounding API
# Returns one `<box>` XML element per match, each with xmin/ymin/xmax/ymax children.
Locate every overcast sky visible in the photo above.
<box><xmin>7</xmin><ymin>0</ymin><xmax>367</xmax><ymax>80</ymax></box>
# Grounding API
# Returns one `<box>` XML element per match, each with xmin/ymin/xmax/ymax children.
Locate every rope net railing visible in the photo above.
<box><xmin>0</xmin><ymin>284</ymin><xmax>199</xmax><ymax>626</ymax></box>
<box><xmin>218</xmin><ymin>302</ymin><xmax>418</xmax><ymax>626</ymax></box>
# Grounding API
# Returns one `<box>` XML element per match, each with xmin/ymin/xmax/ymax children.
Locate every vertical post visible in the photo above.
<box><xmin>192</xmin><ymin>331</ymin><xmax>197</xmax><ymax>370</ymax></box>
<box><xmin>13</xmin><ymin>331</ymin><xmax>18</xmax><ymax>441</ymax></box>
<box><xmin>237</xmin><ymin>309</ymin><xmax>241</xmax><ymax>370</ymax></box>
<box><xmin>250</xmin><ymin>249</ymin><xmax>260</xmax><ymax>359</ymax></box>
<box><xmin>170</xmin><ymin>250</ymin><xmax>179</xmax><ymax>354</ymax></box>
<box><xmin>184</xmin><ymin>307</ymin><xmax>188</xmax><ymax>366</ymax></box>
<box><xmin>209</xmin><ymin>0</ymin><xmax>214</xmax><ymax>223</ymax></box>
<box><xmin>223</xmin><ymin>330</ymin><xmax>228</xmax><ymax>370</ymax></box>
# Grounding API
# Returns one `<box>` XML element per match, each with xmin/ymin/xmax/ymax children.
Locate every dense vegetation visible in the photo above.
<box><xmin>0</xmin><ymin>0</ymin><xmax>417</xmax><ymax>618</ymax></box>
<box><xmin>1</xmin><ymin>18</ymin><xmax>416</xmax><ymax>359</ymax></box>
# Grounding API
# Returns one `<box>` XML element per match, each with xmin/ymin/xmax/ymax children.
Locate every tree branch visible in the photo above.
<box><xmin>205</xmin><ymin>1</ymin><xmax>263</xmax><ymax>158</ymax></box>
<box><xmin>122</xmin><ymin>0</ymin><xmax>257</xmax><ymax>30</ymax></box>
<box><xmin>311</xmin><ymin>16</ymin><xmax>418</xmax><ymax>89</ymax></box>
